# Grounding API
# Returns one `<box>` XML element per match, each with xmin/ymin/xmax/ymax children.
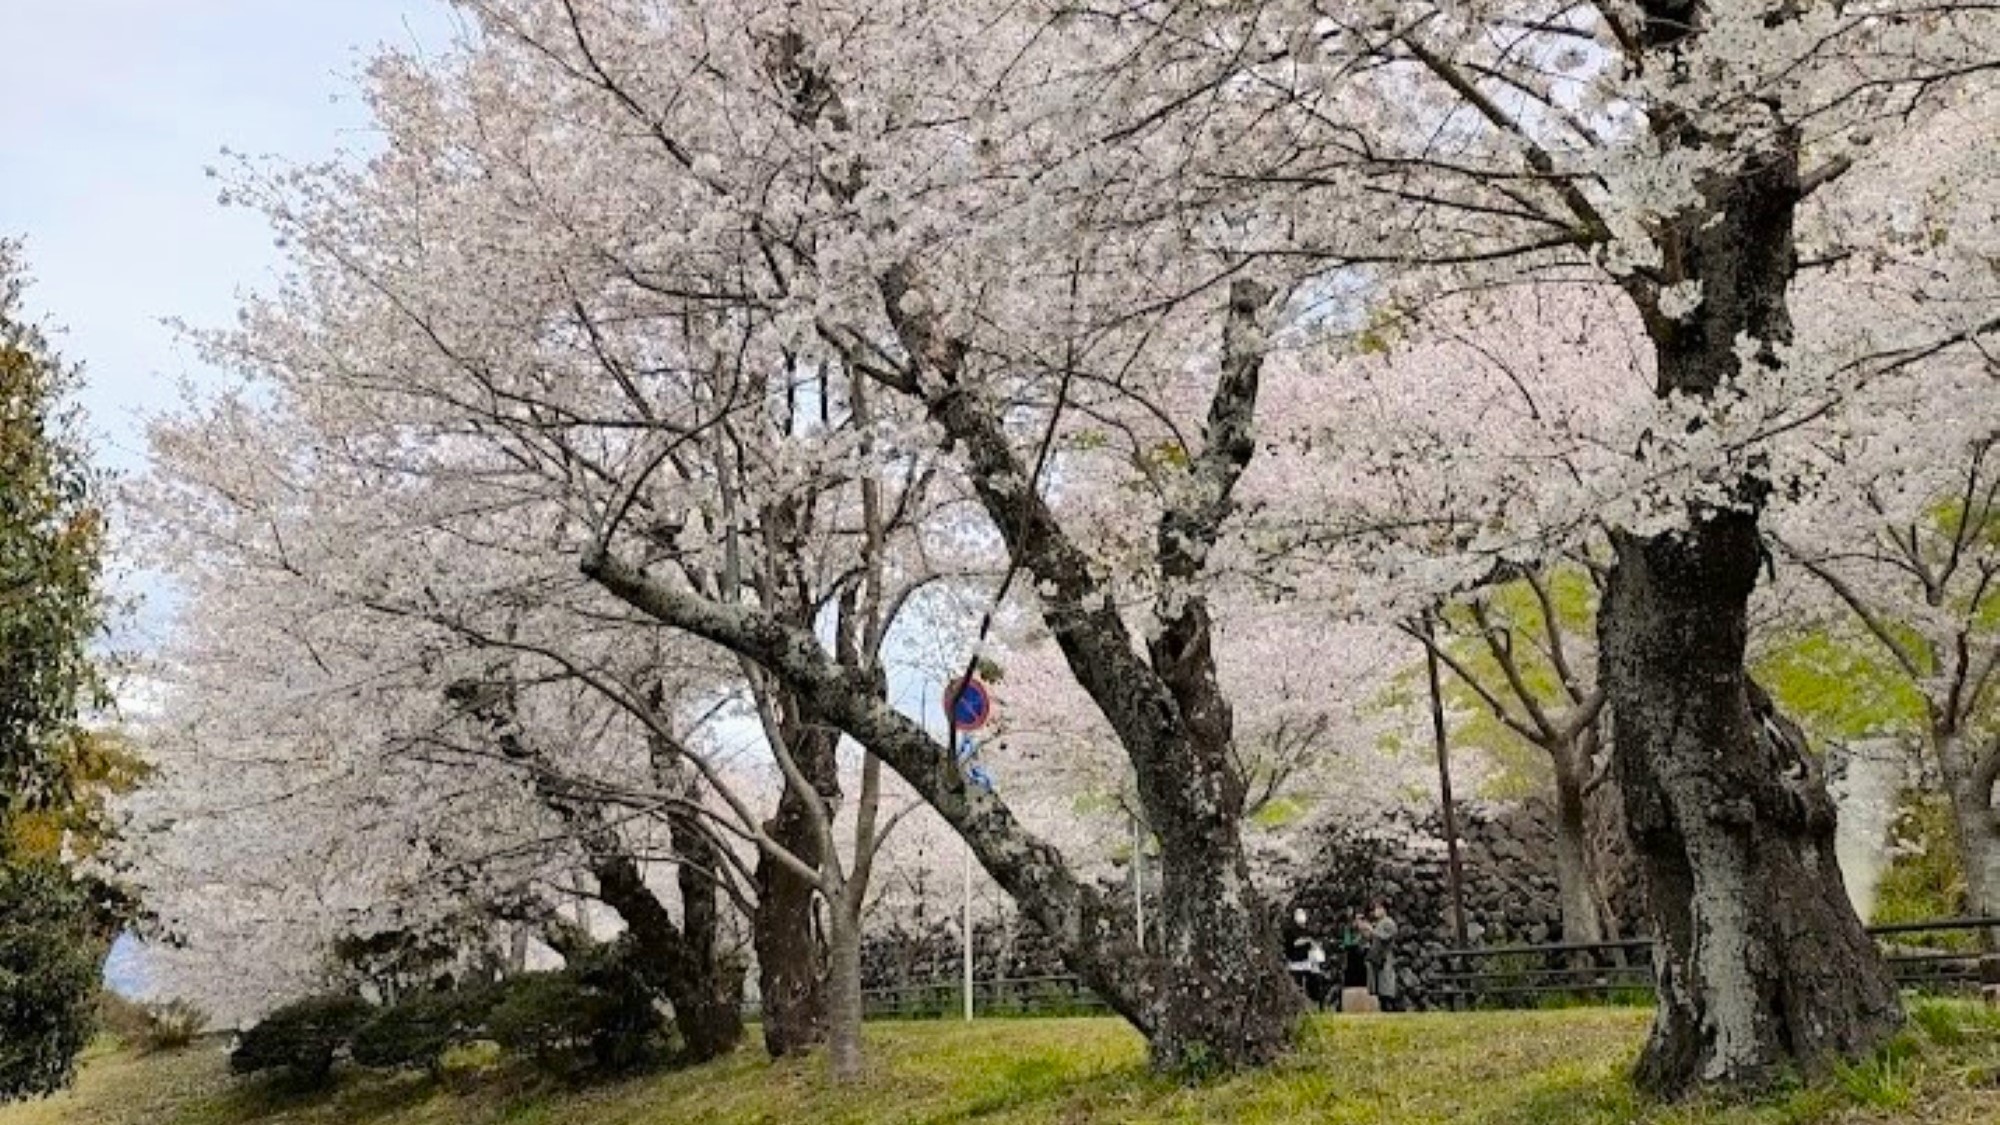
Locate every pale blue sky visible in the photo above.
<box><xmin>5</xmin><ymin>1</ymin><xmax>456</xmax><ymax>659</ymax></box>
<box><xmin>5</xmin><ymin>0</ymin><xmax>452</xmax><ymax>475</ymax></box>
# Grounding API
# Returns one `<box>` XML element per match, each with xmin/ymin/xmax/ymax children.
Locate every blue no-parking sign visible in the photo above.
<box><xmin>945</xmin><ymin>676</ymin><xmax>992</xmax><ymax>732</ymax></box>
<box><xmin>945</xmin><ymin>681</ymin><xmax>997</xmax><ymax>793</ymax></box>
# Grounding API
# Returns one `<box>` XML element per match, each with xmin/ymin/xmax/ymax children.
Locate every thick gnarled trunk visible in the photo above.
<box><xmin>1600</xmin><ymin>22</ymin><xmax>1903</xmax><ymax>1088</ymax></box>
<box><xmin>1147</xmin><ymin>806</ymin><xmax>1296</xmax><ymax>1070</ymax></box>
<box><xmin>457</xmin><ymin>678</ymin><xmax>744</xmax><ymax>1063</ymax></box>
<box><xmin>589</xmin><ymin>841</ymin><xmax>744</xmax><ymax>1064</ymax></box>
<box><xmin>665</xmin><ymin>809</ymin><xmax>747</xmax><ymax>1063</ymax></box>
<box><xmin>1602</xmin><ymin>516</ymin><xmax>1901</xmax><ymax>1096</ymax></box>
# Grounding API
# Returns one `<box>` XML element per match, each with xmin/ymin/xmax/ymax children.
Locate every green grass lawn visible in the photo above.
<box><xmin>6</xmin><ymin>1004</ymin><xmax>1999</xmax><ymax>1125</ymax></box>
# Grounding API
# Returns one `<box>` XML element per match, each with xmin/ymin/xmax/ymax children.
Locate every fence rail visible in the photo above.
<box><xmin>857</xmin><ymin>973</ymin><xmax>1111</xmax><ymax>1020</ymax></box>
<box><xmin>833</xmin><ymin>917</ymin><xmax>2000</xmax><ymax>1019</ymax></box>
<box><xmin>1437</xmin><ymin>917</ymin><xmax>2000</xmax><ymax>1009</ymax></box>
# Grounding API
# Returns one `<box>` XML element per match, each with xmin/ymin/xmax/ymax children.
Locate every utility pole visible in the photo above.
<box><xmin>1424</xmin><ymin>608</ymin><xmax>1470</xmax><ymax>948</ymax></box>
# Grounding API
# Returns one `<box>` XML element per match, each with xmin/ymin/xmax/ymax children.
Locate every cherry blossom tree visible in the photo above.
<box><xmin>135</xmin><ymin>0</ymin><xmax>2000</xmax><ymax>1091</ymax></box>
<box><xmin>155</xmin><ymin>0</ymin><xmax>1354</xmax><ymax>1071</ymax></box>
<box><xmin>1765</xmin><ymin>79</ymin><xmax>2000</xmax><ymax>932</ymax></box>
<box><xmin>1227</xmin><ymin>282</ymin><xmax>1647</xmax><ymax>944</ymax></box>
<box><xmin>1066</xmin><ymin>0</ymin><xmax>2000</xmax><ymax>1092</ymax></box>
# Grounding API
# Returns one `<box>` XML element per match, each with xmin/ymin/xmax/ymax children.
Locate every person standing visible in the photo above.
<box><xmin>1361</xmin><ymin>900</ymin><xmax>1402</xmax><ymax>1012</ymax></box>
<box><xmin>1283</xmin><ymin>908</ymin><xmax>1331</xmax><ymax>1009</ymax></box>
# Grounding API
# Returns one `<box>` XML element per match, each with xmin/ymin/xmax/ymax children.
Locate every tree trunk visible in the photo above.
<box><xmin>824</xmin><ymin>893</ymin><xmax>866</xmax><ymax>1083</ymax></box>
<box><xmin>753</xmin><ymin>724</ymin><xmax>837</xmax><ymax>1057</ymax></box>
<box><xmin>1145</xmin><ymin>788</ymin><xmax>1298</xmax><ymax>1072</ymax></box>
<box><xmin>1585</xmin><ymin>755</ymin><xmax>1636</xmax><ymax>945</ymax></box>
<box><xmin>1601</xmin><ymin>515</ymin><xmax>1902</xmax><ymax>1097</ymax></box>
<box><xmin>1594</xmin><ymin>38</ymin><xmax>1904</xmax><ymax>1089</ymax></box>
<box><xmin>582</xmin><ymin>548</ymin><xmax>1295</xmax><ymax>1072</ymax></box>
<box><xmin>1937</xmin><ymin>735</ymin><xmax>2000</xmax><ymax>940</ymax></box>
<box><xmin>588</xmin><ymin>847</ymin><xmax>744</xmax><ymax>1064</ymax></box>
<box><xmin>666</xmin><ymin>808</ymin><xmax>747</xmax><ymax>1062</ymax></box>
<box><xmin>459</xmin><ymin>676</ymin><xmax>745</xmax><ymax>1064</ymax></box>
<box><xmin>1552</xmin><ymin>750</ymin><xmax>1608</xmax><ymax>946</ymax></box>
<box><xmin>1137</xmin><ymin>597</ymin><xmax>1299</xmax><ymax>1072</ymax></box>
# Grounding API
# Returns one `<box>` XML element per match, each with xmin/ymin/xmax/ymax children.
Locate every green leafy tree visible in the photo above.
<box><xmin>0</xmin><ymin>240</ymin><xmax>112</xmax><ymax>1101</ymax></box>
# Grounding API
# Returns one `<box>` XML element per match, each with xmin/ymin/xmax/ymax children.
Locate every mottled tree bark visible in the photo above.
<box><xmin>1146</xmin><ymin>769</ymin><xmax>1296</xmax><ymax>1070</ymax></box>
<box><xmin>822</xmin><ymin>888</ymin><xmax>866</xmax><ymax>1083</ymax></box>
<box><xmin>1603</xmin><ymin>518</ymin><xmax>1901</xmax><ymax>1095</ymax></box>
<box><xmin>1141</xmin><ymin>568</ymin><xmax>1299</xmax><ymax>1070</ymax></box>
<box><xmin>1593</xmin><ymin>8</ymin><xmax>1905</xmax><ymax>1089</ymax></box>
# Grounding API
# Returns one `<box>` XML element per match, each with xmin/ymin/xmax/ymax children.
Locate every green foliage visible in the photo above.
<box><xmin>0</xmin><ymin>863</ymin><xmax>101</xmax><ymax>1100</ymax></box>
<box><xmin>1755</xmin><ymin>627</ymin><xmax>1928</xmax><ymax>747</ymax></box>
<box><xmin>1248</xmin><ymin>795</ymin><xmax>1309</xmax><ymax>830</ymax></box>
<box><xmin>437</xmin><ymin>1039</ymin><xmax>503</xmax><ymax>1075</ymax></box>
<box><xmin>1871</xmin><ymin>790</ymin><xmax>1974</xmax><ymax>950</ymax></box>
<box><xmin>1831</xmin><ymin>1045</ymin><xmax>1917</xmax><ymax>1111</ymax></box>
<box><xmin>0</xmin><ymin>241</ymin><xmax>108</xmax><ymax>836</ymax></box>
<box><xmin>485</xmin><ymin>958</ymin><xmax>663</xmax><ymax>1075</ymax></box>
<box><xmin>351</xmin><ymin>988</ymin><xmax>495</xmax><ymax>1074</ymax></box>
<box><xmin>1907</xmin><ymin>997</ymin><xmax>2000</xmax><ymax>1048</ymax></box>
<box><xmin>1425</xmin><ymin>564</ymin><xmax>1598</xmax><ymax>799</ymax></box>
<box><xmin>228</xmin><ymin>994</ymin><xmax>374</xmax><ymax>1086</ymax></box>
<box><xmin>0</xmin><ymin>246</ymin><xmax>117</xmax><ymax>1107</ymax></box>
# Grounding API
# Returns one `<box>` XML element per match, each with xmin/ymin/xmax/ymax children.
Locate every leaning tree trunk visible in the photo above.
<box><xmin>460</xmin><ymin>677</ymin><xmax>745</xmax><ymax>1064</ymax></box>
<box><xmin>1601</xmin><ymin>514</ymin><xmax>1902</xmax><ymax>1096</ymax></box>
<box><xmin>753</xmin><ymin>723</ymin><xmax>837</xmax><ymax>1057</ymax></box>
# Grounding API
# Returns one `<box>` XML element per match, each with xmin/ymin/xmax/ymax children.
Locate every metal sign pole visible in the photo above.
<box><xmin>963</xmin><ymin>833</ymin><xmax>975</xmax><ymax>1020</ymax></box>
<box><xmin>944</xmin><ymin>678</ymin><xmax>995</xmax><ymax>1021</ymax></box>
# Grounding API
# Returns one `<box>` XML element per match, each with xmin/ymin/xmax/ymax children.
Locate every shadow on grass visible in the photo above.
<box><xmin>201</xmin><ymin>1068</ymin><xmax>441</xmax><ymax>1124</ymax></box>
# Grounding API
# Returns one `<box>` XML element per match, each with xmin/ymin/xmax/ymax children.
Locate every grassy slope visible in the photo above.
<box><xmin>6</xmin><ymin>1005</ymin><xmax>1999</xmax><ymax>1125</ymax></box>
